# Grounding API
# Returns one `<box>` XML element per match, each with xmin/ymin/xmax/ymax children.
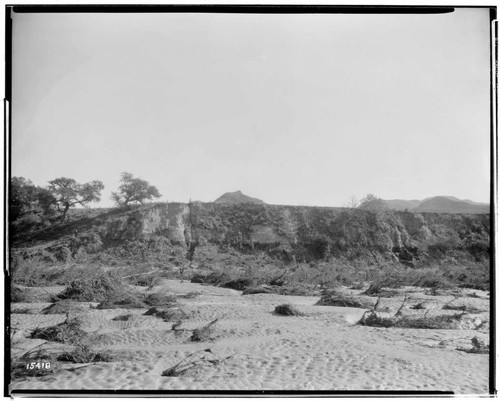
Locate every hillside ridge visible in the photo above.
<box><xmin>12</xmin><ymin>202</ymin><xmax>490</xmax><ymax>273</ymax></box>
<box><xmin>384</xmin><ymin>196</ymin><xmax>489</xmax><ymax>214</ymax></box>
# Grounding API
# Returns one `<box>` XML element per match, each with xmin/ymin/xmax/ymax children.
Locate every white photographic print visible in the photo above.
<box><xmin>6</xmin><ymin>5</ymin><xmax>494</xmax><ymax>396</ymax></box>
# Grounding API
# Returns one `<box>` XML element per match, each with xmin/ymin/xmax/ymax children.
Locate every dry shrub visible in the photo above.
<box><xmin>124</xmin><ymin>268</ymin><xmax>166</xmax><ymax>287</ymax></box>
<box><xmin>143</xmin><ymin>307</ymin><xmax>189</xmax><ymax>322</ymax></box>
<box><xmin>241</xmin><ymin>284</ymin><xmax>317</xmax><ymax>296</ymax></box>
<box><xmin>410</xmin><ymin>273</ymin><xmax>454</xmax><ymax>290</ymax></box>
<box><xmin>362</xmin><ymin>283</ymin><xmax>398</xmax><ymax>298</ymax></box>
<box><xmin>410</xmin><ymin>302</ymin><xmax>427</xmax><ymax>310</ymax></box>
<box><xmin>143</xmin><ymin>307</ymin><xmax>160</xmax><ymax>316</ymax></box>
<box><xmin>442</xmin><ymin>304</ymin><xmax>486</xmax><ymax>314</ymax></box>
<box><xmin>191</xmin><ymin>272</ymin><xmax>231</xmax><ymax>286</ymax></box>
<box><xmin>269</xmin><ymin>274</ymin><xmax>286</xmax><ymax>286</ymax></box>
<box><xmin>161</xmin><ymin>349</ymin><xmax>229</xmax><ymax>377</ymax></box>
<box><xmin>11</xmin><ymin>286</ymin><xmax>29</xmax><ymax>303</ymax></box>
<box><xmin>458</xmin><ymin>336</ymin><xmax>490</xmax><ymax>354</ymax></box>
<box><xmin>349</xmin><ymin>282</ymin><xmax>365</xmax><ymax>290</ymax></box>
<box><xmin>222</xmin><ymin>278</ymin><xmax>255</xmax><ymax>291</ymax></box>
<box><xmin>31</xmin><ymin>319</ymin><xmax>86</xmax><ymax>344</ymax></box>
<box><xmin>57</xmin><ymin>344</ymin><xmax>113</xmax><ymax>363</ymax></box>
<box><xmin>278</xmin><ymin>284</ymin><xmax>317</xmax><ymax>296</ymax></box>
<box><xmin>178</xmin><ymin>291</ymin><xmax>202</xmax><ymax>299</ymax></box>
<box><xmin>12</xmin><ymin>308</ymin><xmax>32</xmax><ymax>314</ymax></box>
<box><xmin>358</xmin><ymin>310</ymin><xmax>475</xmax><ymax>330</ymax></box>
<box><xmin>41</xmin><ymin>301</ymin><xmax>87</xmax><ymax>315</ymax></box>
<box><xmin>274</xmin><ymin>304</ymin><xmax>305</xmax><ymax>316</ymax></box>
<box><xmin>162</xmin><ymin>308</ymin><xmax>189</xmax><ymax>322</ymax></box>
<box><xmin>190</xmin><ymin>319</ymin><xmax>219</xmax><ymax>342</ymax></box>
<box><xmin>358</xmin><ymin>311</ymin><xmax>396</xmax><ymax>328</ymax></box>
<box><xmin>242</xmin><ymin>286</ymin><xmax>276</xmax><ymax>295</ymax></box>
<box><xmin>424</xmin><ymin>287</ymin><xmax>458</xmax><ymax>296</ymax></box>
<box><xmin>144</xmin><ymin>292</ymin><xmax>177</xmax><ymax>307</ymax></box>
<box><xmin>96</xmin><ymin>293</ymin><xmax>145</xmax><ymax>309</ymax></box>
<box><xmin>424</xmin><ymin>288</ymin><xmax>441</xmax><ymax>296</ymax></box>
<box><xmin>112</xmin><ymin>314</ymin><xmax>133</xmax><ymax>321</ymax></box>
<box><xmin>30</xmin><ymin>316</ymin><xmax>113</xmax><ymax>364</ymax></box>
<box><xmin>58</xmin><ymin>271</ymin><xmax>126</xmax><ymax>302</ymax></box>
<box><xmin>362</xmin><ymin>283</ymin><xmax>382</xmax><ymax>295</ymax></box>
<box><xmin>10</xmin><ymin>254</ymin><xmax>56</xmax><ymax>287</ymax></box>
<box><xmin>316</xmin><ymin>291</ymin><xmax>374</xmax><ymax>309</ymax></box>
<box><xmin>134</xmin><ymin>276</ymin><xmax>159</xmax><ymax>287</ymax></box>
<box><xmin>363</xmin><ymin>265</ymin><xmax>478</xmax><ymax>292</ymax></box>
<box><xmin>189</xmin><ymin>273</ymin><xmax>208</xmax><ymax>283</ymax></box>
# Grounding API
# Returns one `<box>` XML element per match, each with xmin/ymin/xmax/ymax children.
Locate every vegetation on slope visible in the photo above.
<box><xmin>9</xmin><ymin>189</ymin><xmax>490</xmax><ymax>295</ymax></box>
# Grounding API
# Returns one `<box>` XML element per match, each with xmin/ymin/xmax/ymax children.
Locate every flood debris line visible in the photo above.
<box><xmin>358</xmin><ymin>295</ymin><xmax>489</xmax><ymax>330</ymax></box>
<box><xmin>315</xmin><ymin>289</ymin><xmax>374</xmax><ymax>309</ymax></box>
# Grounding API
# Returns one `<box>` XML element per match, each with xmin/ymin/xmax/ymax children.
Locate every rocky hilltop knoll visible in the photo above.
<box><xmin>214</xmin><ymin>190</ymin><xmax>265</xmax><ymax>205</ymax></box>
<box><xmin>13</xmin><ymin>202</ymin><xmax>490</xmax><ymax>271</ymax></box>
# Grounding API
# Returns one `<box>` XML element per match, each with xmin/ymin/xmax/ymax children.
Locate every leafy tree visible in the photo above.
<box><xmin>36</xmin><ymin>187</ymin><xmax>58</xmax><ymax>216</ymax></box>
<box><xmin>10</xmin><ymin>177</ymin><xmax>38</xmax><ymax>220</ymax></box>
<box><xmin>10</xmin><ymin>177</ymin><xmax>57</xmax><ymax>220</ymax></box>
<box><xmin>358</xmin><ymin>194</ymin><xmax>387</xmax><ymax>212</ymax></box>
<box><xmin>48</xmin><ymin>177</ymin><xmax>104</xmax><ymax>222</ymax></box>
<box><xmin>111</xmin><ymin>172</ymin><xmax>161</xmax><ymax>207</ymax></box>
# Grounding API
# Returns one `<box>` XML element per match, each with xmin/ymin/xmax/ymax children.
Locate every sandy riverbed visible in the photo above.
<box><xmin>9</xmin><ymin>280</ymin><xmax>490</xmax><ymax>394</ymax></box>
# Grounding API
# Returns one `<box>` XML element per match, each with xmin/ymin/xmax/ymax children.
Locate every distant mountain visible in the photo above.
<box><xmin>384</xmin><ymin>196</ymin><xmax>489</xmax><ymax>214</ymax></box>
<box><xmin>214</xmin><ymin>190</ymin><xmax>265</xmax><ymax>205</ymax></box>
<box><xmin>384</xmin><ymin>199</ymin><xmax>422</xmax><ymax>211</ymax></box>
<box><xmin>412</xmin><ymin>196</ymin><xmax>489</xmax><ymax>214</ymax></box>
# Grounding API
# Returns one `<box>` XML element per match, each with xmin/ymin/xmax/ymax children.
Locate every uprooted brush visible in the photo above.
<box><xmin>143</xmin><ymin>307</ymin><xmax>189</xmax><ymax>322</ymax></box>
<box><xmin>316</xmin><ymin>290</ymin><xmax>375</xmax><ymax>309</ymax></box>
<box><xmin>190</xmin><ymin>319</ymin><xmax>219</xmax><ymax>342</ymax></box>
<box><xmin>274</xmin><ymin>304</ymin><xmax>305</xmax><ymax>316</ymax></box>
<box><xmin>161</xmin><ymin>348</ymin><xmax>232</xmax><ymax>377</ymax></box>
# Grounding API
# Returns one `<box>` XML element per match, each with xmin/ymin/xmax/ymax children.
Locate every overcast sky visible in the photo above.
<box><xmin>11</xmin><ymin>8</ymin><xmax>491</xmax><ymax>207</ymax></box>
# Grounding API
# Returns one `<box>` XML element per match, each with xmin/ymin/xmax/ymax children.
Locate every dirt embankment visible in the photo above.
<box><xmin>12</xmin><ymin>202</ymin><xmax>489</xmax><ymax>270</ymax></box>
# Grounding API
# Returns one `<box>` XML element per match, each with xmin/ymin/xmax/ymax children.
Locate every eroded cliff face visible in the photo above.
<box><xmin>13</xmin><ymin>202</ymin><xmax>490</xmax><ymax>267</ymax></box>
<box><xmin>101</xmin><ymin>203</ymin><xmax>191</xmax><ymax>246</ymax></box>
<box><xmin>107</xmin><ymin>202</ymin><xmax>489</xmax><ymax>266</ymax></box>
